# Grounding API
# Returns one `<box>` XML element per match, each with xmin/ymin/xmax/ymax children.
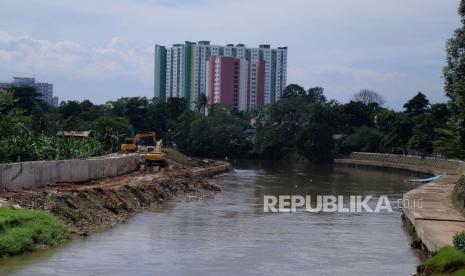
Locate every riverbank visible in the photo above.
<box><xmin>0</xmin><ymin>154</ymin><xmax>232</xmax><ymax>234</ymax></box>
<box><xmin>0</xmin><ymin>208</ymin><xmax>71</xmax><ymax>257</ymax></box>
<box><xmin>336</xmin><ymin>152</ymin><xmax>465</xmax><ymax>254</ymax></box>
<box><xmin>403</xmin><ymin>174</ymin><xmax>465</xmax><ymax>252</ymax></box>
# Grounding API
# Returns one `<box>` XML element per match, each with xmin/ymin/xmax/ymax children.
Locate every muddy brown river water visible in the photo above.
<box><xmin>0</xmin><ymin>161</ymin><xmax>426</xmax><ymax>275</ymax></box>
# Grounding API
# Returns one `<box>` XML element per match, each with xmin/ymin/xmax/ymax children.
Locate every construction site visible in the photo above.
<box><xmin>0</xmin><ymin>132</ymin><xmax>232</xmax><ymax>233</ymax></box>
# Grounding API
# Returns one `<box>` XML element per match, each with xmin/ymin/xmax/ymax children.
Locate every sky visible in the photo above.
<box><xmin>0</xmin><ymin>0</ymin><xmax>462</xmax><ymax>109</ymax></box>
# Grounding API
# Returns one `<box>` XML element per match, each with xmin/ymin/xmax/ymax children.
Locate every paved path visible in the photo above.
<box><xmin>335</xmin><ymin>158</ymin><xmax>465</xmax><ymax>252</ymax></box>
<box><xmin>403</xmin><ymin>174</ymin><xmax>465</xmax><ymax>252</ymax></box>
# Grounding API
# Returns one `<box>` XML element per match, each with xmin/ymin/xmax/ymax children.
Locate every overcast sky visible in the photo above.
<box><xmin>0</xmin><ymin>0</ymin><xmax>462</xmax><ymax>109</ymax></box>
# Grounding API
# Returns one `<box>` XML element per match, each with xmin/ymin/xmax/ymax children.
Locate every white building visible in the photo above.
<box><xmin>248</xmin><ymin>45</ymin><xmax>288</xmax><ymax>103</ymax></box>
<box><xmin>275</xmin><ymin>47</ymin><xmax>288</xmax><ymax>100</ymax></box>
<box><xmin>155</xmin><ymin>41</ymin><xmax>288</xmax><ymax>110</ymax></box>
<box><xmin>166</xmin><ymin>44</ymin><xmax>184</xmax><ymax>98</ymax></box>
<box><xmin>0</xmin><ymin>77</ymin><xmax>58</xmax><ymax>107</ymax></box>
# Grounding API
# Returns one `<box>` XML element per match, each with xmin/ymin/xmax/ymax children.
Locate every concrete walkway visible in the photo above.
<box><xmin>403</xmin><ymin>174</ymin><xmax>465</xmax><ymax>252</ymax></box>
<box><xmin>335</xmin><ymin>156</ymin><xmax>465</xmax><ymax>253</ymax></box>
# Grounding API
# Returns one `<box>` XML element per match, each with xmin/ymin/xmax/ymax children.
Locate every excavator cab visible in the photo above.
<box><xmin>145</xmin><ymin>139</ymin><xmax>167</xmax><ymax>167</ymax></box>
<box><xmin>121</xmin><ymin>132</ymin><xmax>167</xmax><ymax>167</ymax></box>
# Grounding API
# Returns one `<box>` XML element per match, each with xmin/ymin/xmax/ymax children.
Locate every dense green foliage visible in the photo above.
<box><xmin>0</xmin><ymin>208</ymin><xmax>70</xmax><ymax>257</ymax></box>
<box><xmin>338</xmin><ymin>126</ymin><xmax>383</xmax><ymax>153</ymax></box>
<box><xmin>417</xmin><ymin>246</ymin><xmax>465</xmax><ymax>275</ymax></box>
<box><xmin>443</xmin><ymin>0</ymin><xmax>465</xmax><ymax>159</ymax></box>
<box><xmin>0</xmin><ymin>82</ymin><xmax>458</xmax><ymax>164</ymax></box>
<box><xmin>454</xmin><ymin>231</ymin><xmax>465</xmax><ymax>253</ymax></box>
<box><xmin>0</xmin><ymin>89</ymin><xmax>109</xmax><ymax>163</ymax></box>
<box><xmin>3</xmin><ymin>134</ymin><xmax>105</xmax><ymax>162</ymax></box>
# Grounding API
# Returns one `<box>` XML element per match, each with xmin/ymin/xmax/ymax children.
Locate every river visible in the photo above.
<box><xmin>0</xmin><ymin>161</ymin><xmax>426</xmax><ymax>275</ymax></box>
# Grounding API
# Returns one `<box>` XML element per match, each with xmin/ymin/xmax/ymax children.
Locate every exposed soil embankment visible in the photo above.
<box><xmin>0</xmin><ymin>159</ymin><xmax>231</xmax><ymax>233</ymax></box>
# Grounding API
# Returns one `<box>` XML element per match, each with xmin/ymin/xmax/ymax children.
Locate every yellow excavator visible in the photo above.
<box><xmin>121</xmin><ymin>132</ymin><xmax>167</xmax><ymax>166</ymax></box>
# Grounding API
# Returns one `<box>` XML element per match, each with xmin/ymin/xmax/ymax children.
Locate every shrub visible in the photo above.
<box><xmin>0</xmin><ymin>132</ymin><xmax>107</xmax><ymax>163</ymax></box>
<box><xmin>454</xmin><ymin>231</ymin><xmax>465</xmax><ymax>253</ymax></box>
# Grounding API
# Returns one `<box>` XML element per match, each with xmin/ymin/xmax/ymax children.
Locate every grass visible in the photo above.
<box><xmin>0</xmin><ymin>208</ymin><xmax>71</xmax><ymax>257</ymax></box>
<box><xmin>418</xmin><ymin>246</ymin><xmax>465</xmax><ymax>275</ymax></box>
<box><xmin>163</xmin><ymin>147</ymin><xmax>190</xmax><ymax>164</ymax></box>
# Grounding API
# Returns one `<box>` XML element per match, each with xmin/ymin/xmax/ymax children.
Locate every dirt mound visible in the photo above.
<box><xmin>0</xmin><ymin>161</ymin><xmax>223</xmax><ymax>233</ymax></box>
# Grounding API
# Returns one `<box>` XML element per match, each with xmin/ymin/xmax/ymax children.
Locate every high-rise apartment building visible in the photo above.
<box><xmin>154</xmin><ymin>45</ymin><xmax>166</xmax><ymax>100</ymax></box>
<box><xmin>207</xmin><ymin>56</ymin><xmax>265</xmax><ymax>111</ymax></box>
<box><xmin>154</xmin><ymin>41</ymin><xmax>287</xmax><ymax>111</ymax></box>
<box><xmin>248</xmin><ymin>59</ymin><xmax>266</xmax><ymax>110</ymax></box>
<box><xmin>0</xmin><ymin>77</ymin><xmax>58</xmax><ymax>107</ymax></box>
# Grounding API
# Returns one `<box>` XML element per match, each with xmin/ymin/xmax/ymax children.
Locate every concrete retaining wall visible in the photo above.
<box><xmin>192</xmin><ymin>163</ymin><xmax>232</xmax><ymax>178</ymax></box>
<box><xmin>337</xmin><ymin>152</ymin><xmax>465</xmax><ymax>252</ymax></box>
<box><xmin>344</xmin><ymin>152</ymin><xmax>465</xmax><ymax>174</ymax></box>
<box><xmin>0</xmin><ymin>154</ymin><xmax>141</xmax><ymax>189</ymax></box>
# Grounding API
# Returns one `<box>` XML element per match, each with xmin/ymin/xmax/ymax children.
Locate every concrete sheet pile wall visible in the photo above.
<box><xmin>0</xmin><ymin>154</ymin><xmax>141</xmax><ymax>189</ymax></box>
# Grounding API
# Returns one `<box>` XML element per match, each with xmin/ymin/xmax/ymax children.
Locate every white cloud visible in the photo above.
<box><xmin>0</xmin><ymin>0</ymin><xmax>460</xmax><ymax>107</ymax></box>
<box><xmin>0</xmin><ymin>31</ymin><xmax>152</xmax><ymax>81</ymax></box>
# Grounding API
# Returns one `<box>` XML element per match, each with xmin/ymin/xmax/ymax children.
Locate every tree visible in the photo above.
<box><xmin>253</xmin><ymin>89</ymin><xmax>309</xmax><ymax>159</ymax></box>
<box><xmin>338</xmin><ymin>126</ymin><xmax>383</xmax><ymax>153</ymax></box>
<box><xmin>172</xmin><ymin>110</ymin><xmax>198</xmax><ymax>150</ymax></box>
<box><xmin>306</xmin><ymin>87</ymin><xmax>327</xmax><ymax>103</ymax></box>
<box><xmin>7</xmin><ymin>86</ymin><xmax>44</xmax><ymax>114</ymax></box>
<box><xmin>434</xmin><ymin>119</ymin><xmax>465</xmax><ymax>159</ymax></box>
<box><xmin>377</xmin><ymin>110</ymin><xmax>413</xmax><ymax>153</ymax></box>
<box><xmin>107</xmin><ymin>97</ymin><xmax>149</xmax><ymax>131</ymax></box>
<box><xmin>0</xmin><ymin>91</ymin><xmax>29</xmax><ymax>137</ymax></box>
<box><xmin>166</xmin><ymin>97</ymin><xmax>189</xmax><ymax>119</ymax></box>
<box><xmin>352</xmin><ymin>89</ymin><xmax>385</xmax><ymax>106</ymax></box>
<box><xmin>178</xmin><ymin>104</ymin><xmax>249</xmax><ymax>158</ymax></box>
<box><xmin>196</xmin><ymin>93</ymin><xmax>208</xmax><ymax>115</ymax></box>
<box><xmin>89</xmin><ymin>115</ymin><xmax>130</xmax><ymax>153</ymax></box>
<box><xmin>404</xmin><ymin>92</ymin><xmax>430</xmax><ymax>117</ymax></box>
<box><xmin>341</xmin><ymin>101</ymin><xmax>376</xmax><ymax>129</ymax></box>
<box><xmin>58</xmin><ymin>100</ymin><xmax>99</xmax><ymax>118</ymax></box>
<box><xmin>146</xmin><ymin>99</ymin><xmax>169</xmax><ymax>139</ymax></box>
<box><xmin>444</xmin><ymin>0</ymin><xmax>465</xmax><ymax>149</ymax></box>
<box><xmin>60</xmin><ymin>116</ymin><xmax>89</xmax><ymax>131</ymax></box>
<box><xmin>91</xmin><ymin>115</ymin><xmax>131</xmax><ymax>137</ymax></box>
<box><xmin>0</xmin><ymin>91</ymin><xmax>31</xmax><ymax>162</ymax></box>
<box><xmin>281</xmin><ymin>84</ymin><xmax>306</xmax><ymax>98</ymax></box>
<box><xmin>409</xmin><ymin>134</ymin><xmax>433</xmax><ymax>154</ymax></box>
<box><xmin>410</xmin><ymin>113</ymin><xmax>435</xmax><ymax>154</ymax></box>
<box><xmin>431</xmin><ymin>103</ymin><xmax>451</xmax><ymax>129</ymax></box>
<box><xmin>188</xmin><ymin>116</ymin><xmax>213</xmax><ymax>156</ymax></box>
<box><xmin>165</xmin><ymin>97</ymin><xmax>189</xmax><ymax>141</ymax></box>
<box><xmin>295</xmin><ymin>103</ymin><xmax>335</xmax><ymax>163</ymax></box>
<box><xmin>58</xmin><ymin>101</ymin><xmax>83</xmax><ymax>118</ymax></box>
<box><xmin>6</xmin><ymin>86</ymin><xmax>53</xmax><ymax>133</ymax></box>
